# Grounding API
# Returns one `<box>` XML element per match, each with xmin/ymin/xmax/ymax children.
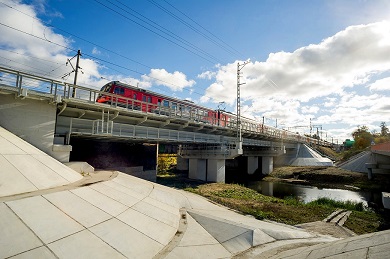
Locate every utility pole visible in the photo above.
<box><xmin>63</xmin><ymin>50</ymin><xmax>82</xmax><ymax>98</ymax></box>
<box><xmin>237</xmin><ymin>61</ymin><xmax>249</xmax><ymax>153</ymax></box>
<box><xmin>72</xmin><ymin>50</ymin><xmax>82</xmax><ymax>97</ymax></box>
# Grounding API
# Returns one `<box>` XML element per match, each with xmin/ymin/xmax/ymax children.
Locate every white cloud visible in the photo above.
<box><xmin>92</xmin><ymin>47</ymin><xmax>101</xmax><ymax>55</ymax></box>
<box><xmin>197</xmin><ymin>70</ymin><xmax>216</xmax><ymax>80</ymax></box>
<box><xmin>0</xmin><ymin>1</ymin><xmax>141</xmax><ymax>91</ymax></box>
<box><xmin>199</xmin><ymin>21</ymin><xmax>390</xmax><ymax>141</ymax></box>
<box><xmin>142</xmin><ymin>68</ymin><xmax>195</xmax><ymax>91</ymax></box>
<box><xmin>301</xmin><ymin>106</ymin><xmax>319</xmax><ymax>114</ymax></box>
<box><xmin>202</xmin><ymin>21</ymin><xmax>390</xmax><ymax>105</ymax></box>
<box><xmin>369</xmin><ymin>77</ymin><xmax>390</xmax><ymax>91</ymax></box>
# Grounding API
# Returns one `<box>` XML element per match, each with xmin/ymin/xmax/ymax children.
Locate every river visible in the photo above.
<box><xmin>247</xmin><ymin>181</ymin><xmax>383</xmax><ymax>208</ymax></box>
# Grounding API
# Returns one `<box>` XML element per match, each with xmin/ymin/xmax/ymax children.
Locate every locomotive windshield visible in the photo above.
<box><xmin>100</xmin><ymin>84</ymin><xmax>111</xmax><ymax>92</ymax></box>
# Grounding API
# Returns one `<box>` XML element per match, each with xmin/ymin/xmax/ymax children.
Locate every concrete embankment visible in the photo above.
<box><xmin>1</xmin><ymin>126</ymin><xmax>389</xmax><ymax>258</ymax></box>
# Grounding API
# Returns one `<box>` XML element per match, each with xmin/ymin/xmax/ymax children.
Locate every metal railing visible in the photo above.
<box><xmin>0</xmin><ymin>66</ymin><xmax>329</xmax><ymax>146</ymax></box>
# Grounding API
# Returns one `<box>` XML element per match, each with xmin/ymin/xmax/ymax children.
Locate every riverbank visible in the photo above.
<box><xmin>263</xmin><ymin>166</ymin><xmax>390</xmax><ymax>192</ymax></box>
<box><xmin>157</xmin><ymin>166</ymin><xmax>390</xmax><ymax>235</ymax></box>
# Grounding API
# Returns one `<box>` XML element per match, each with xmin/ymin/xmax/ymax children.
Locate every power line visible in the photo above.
<box><xmin>0</xmin><ymin>5</ymin><xmax>223</xmax><ymax>105</ymax></box>
<box><xmin>0</xmin><ymin>1</ymin><xmax>214</xmax><ymax>93</ymax></box>
<box><xmin>0</xmin><ymin>47</ymin><xmax>66</xmax><ymax>77</ymax></box>
<box><xmin>154</xmin><ymin>0</ymin><xmax>243</xmax><ymax>58</ymax></box>
<box><xmin>108</xmin><ymin>0</ymin><xmax>223</xmax><ymax>64</ymax></box>
<box><xmin>92</xmin><ymin>0</ymin><xmax>218</xmax><ymax>64</ymax></box>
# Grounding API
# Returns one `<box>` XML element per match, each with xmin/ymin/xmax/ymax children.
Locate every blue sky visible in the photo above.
<box><xmin>1</xmin><ymin>0</ymin><xmax>390</xmax><ymax>143</ymax></box>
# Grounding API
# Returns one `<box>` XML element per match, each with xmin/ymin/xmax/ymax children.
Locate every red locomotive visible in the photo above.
<box><xmin>96</xmin><ymin>81</ymin><xmax>232</xmax><ymax>127</ymax></box>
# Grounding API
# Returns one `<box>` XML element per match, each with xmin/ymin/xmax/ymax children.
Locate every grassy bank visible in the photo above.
<box><xmin>264</xmin><ymin>166</ymin><xmax>390</xmax><ymax>191</ymax></box>
<box><xmin>157</xmin><ymin>167</ymin><xmax>390</xmax><ymax>235</ymax></box>
<box><xmin>185</xmin><ymin>183</ymin><xmax>387</xmax><ymax>235</ymax></box>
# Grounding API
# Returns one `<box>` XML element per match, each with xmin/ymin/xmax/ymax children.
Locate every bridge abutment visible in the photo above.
<box><xmin>0</xmin><ymin>95</ymin><xmax>71</xmax><ymax>162</ymax></box>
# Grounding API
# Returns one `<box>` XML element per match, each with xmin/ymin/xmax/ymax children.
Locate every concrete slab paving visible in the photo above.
<box><xmin>48</xmin><ymin>230</ymin><xmax>126</xmax><ymax>259</ymax></box>
<box><xmin>132</xmin><ymin>200</ymin><xmax>180</xmax><ymax>228</ymax></box>
<box><xmin>149</xmin><ymin>185</ymin><xmax>191</xmax><ymax>209</ymax></box>
<box><xmin>90</xmin><ymin>182</ymin><xmax>141</xmax><ymax>207</ymax></box>
<box><xmin>0</xmin><ymin>202</ymin><xmax>43</xmax><ymax>258</ymax></box>
<box><xmin>265</xmin><ymin>229</ymin><xmax>390</xmax><ymax>258</ymax></box>
<box><xmin>178</xmin><ymin>214</ymin><xmax>220</xmax><ymax>247</ymax></box>
<box><xmin>0</xmin><ymin>127</ymin><xmax>82</xmax><ymax>197</ymax></box>
<box><xmin>323</xmin><ymin>248</ymin><xmax>368</xmax><ymax>259</ymax></box>
<box><xmin>65</xmin><ymin>161</ymin><xmax>94</xmax><ymax>174</ymax></box>
<box><xmin>101</xmin><ymin>179</ymin><xmax>148</xmax><ymax>200</ymax></box>
<box><xmin>70</xmin><ymin>186</ymin><xmax>128</xmax><ymax>217</ymax></box>
<box><xmin>10</xmin><ymin>246</ymin><xmax>56</xmax><ymax>259</ymax></box>
<box><xmin>0</xmin><ymin>155</ymin><xmax>38</xmax><ymax>196</ymax></box>
<box><xmin>0</xmin><ymin>129</ymin><xmax>43</xmax><ymax>155</ymax></box>
<box><xmin>367</xmin><ymin>243</ymin><xmax>390</xmax><ymax>259</ymax></box>
<box><xmin>90</xmin><ymin>218</ymin><xmax>164</xmax><ymax>258</ymax></box>
<box><xmin>165</xmin><ymin>243</ymin><xmax>232</xmax><ymax>259</ymax></box>
<box><xmin>253</xmin><ymin>228</ymin><xmax>277</xmax><ymax>246</ymax></box>
<box><xmin>0</xmin><ymin>136</ymin><xmax>26</xmax><ymax>154</ymax></box>
<box><xmin>179</xmin><ymin>189</ymin><xmax>230</xmax><ymax>211</ymax></box>
<box><xmin>43</xmin><ymin>190</ymin><xmax>112</xmax><ymax>228</ymax></box>
<box><xmin>6</xmin><ymin>195</ymin><xmax>84</xmax><ymax>244</ymax></box>
<box><xmin>32</xmin><ymin>154</ymin><xmax>82</xmax><ymax>182</ymax></box>
<box><xmin>143</xmin><ymin>196</ymin><xmax>180</xmax><ymax>215</ymax></box>
<box><xmin>113</xmin><ymin>174</ymin><xmax>154</xmax><ymax>196</ymax></box>
<box><xmin>222</xmin><ymin>231</ymin><xmax>253</xmax><ymax>254</ymax></box>
<box><xmin>189</xmin><ymin>211</ymin><xmax>252</xmax><ymax>243</ymax></box>
<box><xmin>4</xmin><ymin>154</ymin><xmax>73</xmax><ymax>189</ymax></box>
<box><xmin>117</xmin><ymin>207</ymin><xmax>177</xmax><ymax>246</ymax></box>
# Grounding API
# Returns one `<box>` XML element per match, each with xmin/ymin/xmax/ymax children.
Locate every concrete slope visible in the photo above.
<box><xmin>262</xmin><ymin>228</ymin><xmax>390</xmax><ymax>259</ymax></box>
<box><xmin>338</xmin><ymin>151</ymin><xmax>371</xmax><ymax>173</ymax></box>
<box><xmin>290</xmin><ymin>144</ymin><xmax>333</xmax><ymax>166</ymax></box>
<box><xmin>0</xmin><ymin>126</ymin><xmax>82</xmax><ymax>197</ymax></box>
<box><xmin>1</xmin><ymin>169</ymin><xmax>338</xmax><ymax>258</ymax></box>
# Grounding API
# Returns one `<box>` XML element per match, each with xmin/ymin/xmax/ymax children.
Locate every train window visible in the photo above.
<box><xmin>163</xmin><ymin>100</ymin><xmax>169</xmax><ymax>107</ymax></box>
<box><xmin>172</xmin><ymin>103</ymin><xmax>177</xmax><ymax>110</ymax></box>
<box><xmin>114</xmin><ymin>87</ymin><xmax>124</xmax><ymax>95</ymax></box>
<box><xmin>100</xmin><ymin>84</ymin><xmax>111</xmax><ymax>92</ymax></box>
<box><xmin>142</xmin><ymin>96</ymin><xmax>146</xmax><ymax>102</ymax></box>
<box><xmin>147</xmin><ymin>97</ymin><xmax>152</xmax><ymax>103</ymax></box>
<box><xmin>158</xmin><ymin>99</ymin><xmax>161</xmax><ymax>105</ymax></box>
<box><xmin>133</xmin><ymin>93</ymin><xmax>137</xmax><ymax>99</ymax></box>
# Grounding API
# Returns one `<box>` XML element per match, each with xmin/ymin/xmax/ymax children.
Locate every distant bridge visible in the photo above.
<box><xmin>0</xmin><ymin>66</ymin><xmax>330</xmax><ymax>182</ymax></box>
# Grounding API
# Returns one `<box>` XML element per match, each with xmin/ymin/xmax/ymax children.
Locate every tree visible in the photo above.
<box><xmin>380</xmin><ymin>122</ymin><xmax>389</xmax><ymax>137</ymax></box>
<box><xmin>352</xmin><ymin>126</ymin><xmax>372</xmax><ymax>149</ymax></box>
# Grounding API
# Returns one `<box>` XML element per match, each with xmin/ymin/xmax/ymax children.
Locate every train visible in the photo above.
<box><xmin>96</xmin><ymin>81</ymin><xmax>331</xmax><ymax>146</ymax></box>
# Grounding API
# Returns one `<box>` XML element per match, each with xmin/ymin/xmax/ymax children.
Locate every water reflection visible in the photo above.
<box><xmin>247</xmin><ymin>181</ymin><xmax>382</xmax><ymax>207</ymax></box>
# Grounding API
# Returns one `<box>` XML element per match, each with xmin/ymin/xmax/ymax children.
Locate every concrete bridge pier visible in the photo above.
<box><xmin>188</xmin><ymin>158</ymin><xmax>226</xmax><ymax>183</ymax></box>
<box><xmin>247</xmin><ymin>156</ymin><xmax>259</xmax><ymax>175</ymax></box>
<box><xmin>207</xmin><ymin>159</ymin><xmax>226</xmax><ymax>182</ymax></box>
<box><xmin>262</xmin><ymin>156</ymin><xmax>274</xmax><ymax>175</ymax></box>
<box><xmin>246</xmin><ymin>155</ymin><xmax>274</xmax><ymax>175</ymax></box>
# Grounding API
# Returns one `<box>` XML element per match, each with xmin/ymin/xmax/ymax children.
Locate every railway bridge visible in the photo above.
<box><xmin>0</xmin><ymin>66</ymin><xmax>328</xmax><ymax>182</ymax></box>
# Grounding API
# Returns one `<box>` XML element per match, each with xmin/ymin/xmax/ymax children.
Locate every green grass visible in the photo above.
<box><xmin>158</xmin><ymin>172</ymin><xmax>389</xmax><ymax>234</ymax></box>
<box><xmin>307</xmin><ymin>197</ymin><xmax>365</xmax><ymax>211</ymax></box>
<box><xmin>185</xmin><ymin>183</ymin><xmax>386</xmax><ymax>234</ymax></box>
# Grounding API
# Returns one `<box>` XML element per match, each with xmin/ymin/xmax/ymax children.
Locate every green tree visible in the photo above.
<box><xmin>374</xmin><ymin>122</ymin><xmax>390</xmax><ymax>144</ymax></box>
<box><xmin>380</xmin><ymin>122</ymin><xmax>389</xmax><ymax>137</ymax></box>
<box><xmin>352</xmin><ymin>126</ymin><xmax>372</xmax><ymax>149</ymax></box>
